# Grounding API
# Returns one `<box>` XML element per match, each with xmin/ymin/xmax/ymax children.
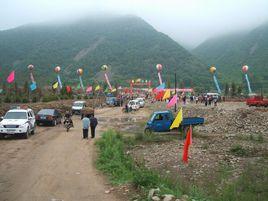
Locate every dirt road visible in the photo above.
<box><xmin>0</xmin><ymin>108</ymin><xmax>121</xmax><ymax>201</ymax></box>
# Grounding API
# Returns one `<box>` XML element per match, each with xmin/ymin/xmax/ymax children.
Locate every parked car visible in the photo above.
<box><xmin>135</xmin><ymin>98</ymin><xmax>145</xmax><ymax>108</ymax></box>
<box><xmin>72</xmin><ymin>101</ymin><xmax>86</xmax><ymax>115</ymax></box>
<box><xmin>36</xmin><ymin>109</ymin><xmax>62</xmax><ymax>126</ymax></box>
<box><xmin>246</xmin><ymin>95</ymin><xmax>268</xmax><ymax>107</ymax></box>
<box><xmin>127</xmin><ymin>100</ymin><xmax>140</xmax><ymax>111</ymax></box>
<box><xmin>0</xmin><ymin>108</ymin><xmax>36</xmax><ymax>139</ymax></box>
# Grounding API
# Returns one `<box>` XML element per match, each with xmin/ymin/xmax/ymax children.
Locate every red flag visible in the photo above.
<box><xmin>66</xmin><ymin>86</ymin><xmax>72</xmax><ymax>93</ymax></box>
<box><xmin>155</xmin><ymin>90</ymin><xmax>165</xmax><ymax>101</ymax></box>
<box><xmin>182</xmin><ymin>125</ymin><xmax>192</xmax><ymax>163</ymax></box>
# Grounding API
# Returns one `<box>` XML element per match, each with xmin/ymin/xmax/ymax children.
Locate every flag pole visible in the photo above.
<box><xmin>174</xmin><ymin>72</ymin><xmax>177</xmax><ymax>112</ymax></box>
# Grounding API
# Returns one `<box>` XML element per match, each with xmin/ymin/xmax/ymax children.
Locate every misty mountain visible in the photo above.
<box><xmin>193</xmin><ymin>22</ymin><xmax>268</xmax><ymax>93</ymax></box>
<box><xmin>0</xmin><ymin>15</ymin><xmax>209</xmax><ymax>90</ymax></box>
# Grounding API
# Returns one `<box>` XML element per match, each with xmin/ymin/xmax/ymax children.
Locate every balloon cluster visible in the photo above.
<box><xmin>54</xmin><ymin>66</ymin><xmax>61</xmax><ymax>73</ymax></box>
<box><xmin>242</xmin><ymin>65</ymin><xmax>248</xmax><ymax>73</ymax></box>
<box><xmin>101</xmin><ymin>64</ymin><xmax>108</xmax><ymax>71</ymax></box>
<box><xmin>156</xmin><ymin>64</ymin><xmax>163</xmax><ymax>71</ymax></box>
<box><xmin>209</xmin><ymin>66</ymin><xmax>216</xmax><ymax>74</ymax></box>
<box><xmin>27</xmin><ymin>64</ymin><xmax>34</xmax><ymax>70</ymax></box>
<box><xmin>77</xmin><ymin>68</ymin><xmax>83</xmax><ymax>76</ymax></box>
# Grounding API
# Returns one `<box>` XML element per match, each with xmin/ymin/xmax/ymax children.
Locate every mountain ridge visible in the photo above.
<box><xmin>0</xmin><ymin>15</ymin><xmax>210</xmax><ymax>91</ymax></box>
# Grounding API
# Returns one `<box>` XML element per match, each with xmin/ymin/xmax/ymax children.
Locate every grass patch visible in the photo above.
<box><xmin>96</xmin><ymin>130</ymin><xmax>208</xmax><ymax>200</ymax></box>
<box><xmin>216</xmin><ymin>160</ymin><xmax>268</xmax><ymax>201</ymax></box>
<box><xmin>229</xmin><ymin>144</ymin><xmax>249</xmax><ymax>157</ymax></box>
<box><xmin>236</xmin><ymin>133</ymin><xmax>264</xmax><ymax>143</ymax></box>
<box><xmin>134</xmin><ymin>132</ymin><xmax>177</xmax><ymax>143</ymax></box>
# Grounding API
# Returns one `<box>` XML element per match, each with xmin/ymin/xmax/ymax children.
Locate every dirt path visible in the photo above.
<box><xmin>0</xmin><ymin>108</ymin><xmax>121</xmax><ymax>201</ymax></box>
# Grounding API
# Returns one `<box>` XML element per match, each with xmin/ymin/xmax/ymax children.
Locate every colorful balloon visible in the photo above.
<box><xmin>77</xmin><ymin>68</ymin><xmax>83</xmax><ymax>76</ymax></box>
<box><xmin>242</xmin><ymin>65</ymin><xmax>249</xmax><ymax>73</ymax></box>
<box><xmin>210</xmin><ymin>66</ymin><xmax>216</xmax><ymax>74</ymax></box>
<box><xmin>156</xmin><ymin>64</ymin><xmax>163</xmax><ymax>71</ymax></box>
<box><xmin>54</xmin><ymin>66</ymin><xmax>61</xmax><ymax>73</ymax></box>
<box><xmin>101</xmin><ymin>65</ymin><xmax>108</xmax><ymax>71</ymax></box>
<box><xmin>27</xmin><ymin>64</ymin><xmax>34</xmax><ymax>70</ymax></box>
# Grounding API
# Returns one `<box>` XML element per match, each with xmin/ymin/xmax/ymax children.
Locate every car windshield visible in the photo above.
<box><xmin>38</xmin><ymin>109</ymin><xmax>54</xmax><ymax>115</ymax></box>
<box><xmin>73</xmin><ymin>103</ymin><xmax>84</xmax><ymax>107</ymax></box>
<box><xmin>4</xmin><ymin>112</ymin><xmax>27</xmax><ymax>119</ymax></box>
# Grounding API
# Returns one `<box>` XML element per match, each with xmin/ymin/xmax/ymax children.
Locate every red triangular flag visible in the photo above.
<box><xmin>66</xmin><ymin>86</ymin><xmax>72</xmax><ymax>93</ymax></box>
<box><xmin>182</xmin><ymin>125</ymin><xmax>192</xmax><ymax>163</ymax></box>
<box><xmin>7</xmin><ymin>71</ymin><xmax>15</xmax><ymax>83</ymax></box>
<box><xmin>155</xmin><ymin>90</ymin><xmax>165</xmax><ymax>101</ymax></box>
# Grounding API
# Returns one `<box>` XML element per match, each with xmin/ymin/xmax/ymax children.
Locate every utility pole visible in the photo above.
<box><xmin>174</xmin><ymin>72</ymin><xmax>177</xmax><ymax>112</ymax></box>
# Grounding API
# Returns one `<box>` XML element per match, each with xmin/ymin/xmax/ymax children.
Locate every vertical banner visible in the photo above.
<box><xmin>57</xmin><ymin>74</ymin><xmax>63</xmax><ymax>89</ymax></box>
<box><xmin>157</xmin><ymin>72</ymin><xmax>163</xmax><ymax>85</ymax></box>
<box><xmin>245</xmin><ymin>74</ymin><xmax>252</xmax><ymax>94</ymax></box>
<box><xmin>104</xmin><ymin>73</ymin><xmax>112</xmax><ymax>91</ymax></box>
<box><xmin>213</xmin><ymin>74</ymin><xmax>221</xmax><ymax>94</ymax></box>
<box><xmin>79</xmin><ymin>76</ymin><xmax>84</xmax><ymax>91</ymax></box>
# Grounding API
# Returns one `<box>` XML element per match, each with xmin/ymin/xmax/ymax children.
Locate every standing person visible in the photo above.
<box><xmin>82</xmin><ymin>114</ymin><xmax>90</xmax><ymax>139</ymax></box>
<box><xmin>182</xmin><ymin>95</ymin><xmax>186</xmax><ymax>105</ymax></box>
<box><xmin>90</xmin><ymin>114</ymin><xmax>98</xmax><ymax>139</ymax></box>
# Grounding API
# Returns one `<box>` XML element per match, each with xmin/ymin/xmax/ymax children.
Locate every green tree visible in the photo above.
<box><xmin>224</xmin><ymin>83</ymin><xmax>229</xmax><ymax>97</ymax></box>
<box><xmin>231</xmin><ymin>82</ymin><xmax>237</xmax><ymax>97</ymax></box>
<box><xmin>237</xmin><ymin>84</ymin><xmax>242</xmax><ymax>96</ymax></box>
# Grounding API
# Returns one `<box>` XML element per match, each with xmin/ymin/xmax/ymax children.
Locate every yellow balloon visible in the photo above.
<box><xmin>77</xmin><ymin>68</ymin><xmax>83</xmax><ymax>75</ymax></box>
<box><xmin>101</xmin><ymin>65</ymin><xmax>108</xmax><ymax>71</ymax></box>
<box><xmin>210</xmin><ymin>66</ymin><xmax>216</xmax><ymax>74</ymax></box>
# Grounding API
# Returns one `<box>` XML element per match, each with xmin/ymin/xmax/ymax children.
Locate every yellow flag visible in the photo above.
<box><xmin>170</xmin><ymin>108</ymin><xmax>183</xmax><ymax>129</ymax></box>
<box><xmin>52</xmin><ymin>81</ymin><xmax>59</xmax><ymax>90</ymax></box>
<box><xmin>95</xmin><ymin>85</ymin><xmax>100</xmax><ymax>91</ymax></box>
<box><xmin>162</xmin><ymin>89</ymin><xmax>171</xmax><ymax>100</ymax></box>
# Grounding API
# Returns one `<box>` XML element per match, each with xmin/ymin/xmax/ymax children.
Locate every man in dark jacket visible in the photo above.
<box><xmin>90</xmin><ymin>115</ymin><xmax>98</xmax><ymax>138</ymax></box>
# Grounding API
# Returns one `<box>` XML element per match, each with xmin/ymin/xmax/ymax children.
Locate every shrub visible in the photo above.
<box><xmin>229</xmin><ymin>145</ymin><xmax>248</xmax><ymax>157</ymax></box>
<box><xmin>42</xmin><ymin>94</ymin><xmax>58</xmax><ymax>102</ymax></box>
<box><xmin>4</xmin><ymin>96</ymin><xmax>11</xmax><ymax>103</ymax></box>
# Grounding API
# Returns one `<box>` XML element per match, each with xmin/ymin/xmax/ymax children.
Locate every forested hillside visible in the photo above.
<box><xmin>193</xmin><ymin>22</ymin><xmax>268</xmax><ymax>94</ymax></box>
<box><xmin>0</xmin><ymin>15</ymin><xmax>209</xmax><ymax>90</ymax></box>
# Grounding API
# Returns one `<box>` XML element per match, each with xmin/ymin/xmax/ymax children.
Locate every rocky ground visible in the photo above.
<box><xmin>0</xmin><ymin>99</ymin><xmax>267</xmax><ymax>200</ymax></box>
<box><xmin>127</xmin><ymin>101</ymin><xmax>268</xmax><ymax>197</ymax></box>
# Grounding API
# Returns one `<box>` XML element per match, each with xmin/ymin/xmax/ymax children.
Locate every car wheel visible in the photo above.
<box><xmin>144</xmin><ymin>128</ymin><xmax>152</xmax><ymax>135</ymax></box>
<box><xmin>23</xmin><ymin>128</ymin><xmax>29</xmax><ymax>139</ymax></box>
<box><xmin>53</xmin><ymin>120</ymin><xmax>57</xmax><ymax>126</ymax></box>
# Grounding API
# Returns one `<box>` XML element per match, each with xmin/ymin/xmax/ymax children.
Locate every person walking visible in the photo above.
<box><xmin>82</xmin><ymin>114</ymin><xmax>90</xmax><ymax>139</ymax></box>
<box><xmin>90</xmin><ymin>114</ymin><xmax>98</xmax><ymax>139</ymax></box>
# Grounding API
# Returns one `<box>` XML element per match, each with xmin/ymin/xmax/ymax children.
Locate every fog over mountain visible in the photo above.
<box><xmin>1</xmin><ymin>0</ymin><xmax>268</xmax><ymax>48</ymax></box>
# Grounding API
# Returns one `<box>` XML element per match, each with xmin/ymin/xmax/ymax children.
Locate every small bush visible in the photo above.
<box><xmin>230</xmin><ymin>145</ymin><xmax>248</xmax><ymax>157</ymax></box>
<box><xmin>42</xmin><ymin>94</ymin><xmax>58</xmax><ymax>102</ymax></box>
<box><xmin>4</xmin><ymin>96</ymin><xmax>11</xmax><ymax>103</ymax></box>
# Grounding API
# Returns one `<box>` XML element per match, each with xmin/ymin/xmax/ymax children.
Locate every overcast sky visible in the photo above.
<box><xmin>1</xmin><ymin>0</ymin><xmax>268</xmax><ymax>48</ymax></box>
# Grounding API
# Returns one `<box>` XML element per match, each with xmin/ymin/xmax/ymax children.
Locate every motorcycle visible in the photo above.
<box><xmin>64</xmin><ymin>118</ymin><xmax>73</xmax><ymax>132</ymax></box>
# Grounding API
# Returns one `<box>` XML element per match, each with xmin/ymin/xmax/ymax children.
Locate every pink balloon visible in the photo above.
<box><xmin>156</xmin><ymin>64</ymin><xmax>163</xmax><ymax>71</ymax></box>
<box><xmin>54</xmin><ymin>66</ymin><xmax>61</xmax><ymax>73</ymax></box>
<box><xmin>242</xmin><ymin>65</ymin><xmax>248</xmax><ymax>73</ymax></box>
<box><xmin>28</xmin><ymin>64</ymin><xmax>34</xmax><ymax>70</ymax></box>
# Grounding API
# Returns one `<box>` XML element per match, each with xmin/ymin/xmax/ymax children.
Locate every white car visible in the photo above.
<box><xmin>135</xmin><ymin>98</ymin><xmax>145</xmax><ymax>108</ymax></box>
<box><xmin>127</xmin><ymin>100</ymin><xmax>140</xmax><ymax>111</ymax></box>
<box><xmin>72</xmin><ymin>101</ymin><xmax>86</xmax><ymax>115</ymax></box>
<box><xmin>0</xmin><ymin>108</ymin><xmax>36</xmax><ymax>139</ymax></box>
